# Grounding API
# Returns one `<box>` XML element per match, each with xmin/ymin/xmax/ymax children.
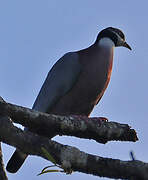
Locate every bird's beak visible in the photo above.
<box><xmin>123</xmin><ymin>41</ymin><xmax>132</xmax><ymax>50</ymax></box>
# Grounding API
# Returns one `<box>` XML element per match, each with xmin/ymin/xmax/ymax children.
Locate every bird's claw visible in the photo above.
<box><xmin>89</xmin><ymin>117</ymin><xmax>108</xmax><ymax>126</ymax></box>
<box><xmin>71</xmin><ymin>115</ymin><xmax>108</xmax><ymax>126</ymax></box>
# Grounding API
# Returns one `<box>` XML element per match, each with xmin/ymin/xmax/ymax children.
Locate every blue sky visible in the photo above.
<box><xmin>0</xmin><ymin>0</ymin><xmax>148</xmax><ymax>179</ymax></box>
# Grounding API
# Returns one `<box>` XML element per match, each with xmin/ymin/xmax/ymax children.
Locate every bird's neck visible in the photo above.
<box><xmin>98</xmin><ymin>37</ymin><xmax>115</xmax><ymax>49</ymax></box>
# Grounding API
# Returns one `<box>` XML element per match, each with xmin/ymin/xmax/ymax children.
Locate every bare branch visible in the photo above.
<box><xmin>0</xmin><ymin>116</ymin><xmax>147</xmax><ymax>180</ymax></box>
<box><xmin>0</xmin><ymin>143</ymin><xmax>8</xmax><ymax>180</ymax></box>
<box><xmin>0</xmin><ymin>97</ymin><xmax>138</xmax><ymax>143</ymax></box>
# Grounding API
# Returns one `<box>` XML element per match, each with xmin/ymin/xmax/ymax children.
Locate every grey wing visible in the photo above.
<box><xmin>6</xmin><ymin>52</ymin><xmax>81</xmax><ymax>174</ymax></box>
<box><xmin>32</xmin><ymin>52</ymin><xmax>81</xmax><ymax>113</ymax></box>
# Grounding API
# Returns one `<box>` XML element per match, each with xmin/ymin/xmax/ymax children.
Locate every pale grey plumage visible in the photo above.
<box><xmin>33</xmin><ymin>52</ymin><xmax>81</xmax><ymax>112</ymax></box>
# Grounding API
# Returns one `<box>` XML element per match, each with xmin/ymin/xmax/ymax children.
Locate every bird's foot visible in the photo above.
<box><xmin>70</xmin><ymin>115</ymin><xmax>108</xmax><ymax>126</ymax></box>
<box><xmin>70</xmin><ymin>115</ymin><xmax>88</xmax><ymax>121</ymax></box>
<box><xmin>90</xmin><ymin>116</ymin><xmax>108</xmax><ymax>122</ymax></box>
<box><xmin>89</xmin><ymin>116</ymin><xmax>108</xmax><ymax>125</ymax></box>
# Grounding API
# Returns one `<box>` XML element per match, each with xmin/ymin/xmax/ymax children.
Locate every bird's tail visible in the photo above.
<box><xmin>6</xmin><ymin>150</ymin><xmax>28</xmax><ymax>173</ymax></box>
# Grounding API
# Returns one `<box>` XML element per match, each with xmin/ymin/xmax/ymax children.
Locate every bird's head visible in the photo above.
<box><xmin>96</xmin><ymin>27</ymin><xmax>132</xmax><ymax>50</ymax></box>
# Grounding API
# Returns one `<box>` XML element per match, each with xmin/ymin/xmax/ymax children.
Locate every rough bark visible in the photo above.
<box><xmin>0</xmin><ymin>97</ymin><xmax>145</xmax><ymax>179</ymax></box>
<box><xmin>0</xmin><ymin>143</ymin><xmax>8</xmax><ymax>180</ymax></box>
<box><xmin>0</xmin><ymin>116</ymin><xmax>147</xmax><ymax>180</ymax></box>
<box><xmin>0</xmin><ymin>98</ymin><xmax>138</xmax><ymax>143</ymax></box>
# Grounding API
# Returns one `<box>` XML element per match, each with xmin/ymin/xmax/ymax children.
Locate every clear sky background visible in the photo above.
<box><xmin>0</xmin><ymin>0</ymin><xmax>147</xmax><ymax>180</ymax></box>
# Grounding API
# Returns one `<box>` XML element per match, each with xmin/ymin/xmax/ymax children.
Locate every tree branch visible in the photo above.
<box><xmin>0</xmin><ymin>143</ymin><xmax>8</xmax><ymax>180</ymax></box>
<box><xmin>0</xmin><ymin>97</ymin><xmax>138</xmax><ymax>143</ymax></box>
<box><xmin>0</xmin><ymin>116</ymin><xmax>147</xmax><ymax>180</ymax></box>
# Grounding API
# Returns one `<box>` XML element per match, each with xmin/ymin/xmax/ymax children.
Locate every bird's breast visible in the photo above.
<box><xmin>50</xmin><ymin>46</ymin><xmax>114</xmax><ymax>116</ymax></box>
<box><xmin>78</xmin><ymin>47</ymin><xmax>114</xmax><ymax>105</ymax></box>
